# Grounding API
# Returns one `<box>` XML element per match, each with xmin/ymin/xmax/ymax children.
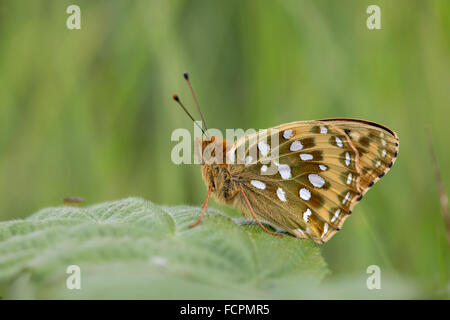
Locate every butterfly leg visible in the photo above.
<box><xmin>239</xmin><ymin>189</ymin><xmax>283</xmax><ymax>237</ymax></box>
<box><xmin>189</xmin><ymin>185</ymin><xmax>212</xmax><ymax>228</ymax></box>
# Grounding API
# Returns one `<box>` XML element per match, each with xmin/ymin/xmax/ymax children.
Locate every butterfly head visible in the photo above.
<box><xmin>195</xmin><ymin>136</ymin><xmax>230</xmax><ymax>166</ymax></box>
<box><xmin>195</xmin><ymin>136</ymin><xmax>239</xmax><ymax>201</ymax></box>
<box><xmin>172</xmin><ymin>73</ymin><xmax>238</xmax><ymax>200</ymax></box>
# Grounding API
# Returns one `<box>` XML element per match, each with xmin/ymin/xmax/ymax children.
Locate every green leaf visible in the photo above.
<box><xmin>0</xmin><ymin>197</ymin><xmax>329</xmax><ymax>299</ymax></box>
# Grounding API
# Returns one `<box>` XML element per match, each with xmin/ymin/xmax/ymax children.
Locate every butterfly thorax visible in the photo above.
<box><xmin>197</xmin><ymin>137</ymin><xmax>242</xmax><ymax>204</ymax></box>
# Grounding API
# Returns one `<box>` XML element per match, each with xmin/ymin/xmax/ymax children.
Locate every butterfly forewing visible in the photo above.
<box><xmin>227</xmin><ymin>119</ymin><xmax>398</xmax><ymax>243</ymax></box>
<box><xmin>320</xmin><ymin>119</ymin><xmax>399</xmax><ymax>195</ymax></box>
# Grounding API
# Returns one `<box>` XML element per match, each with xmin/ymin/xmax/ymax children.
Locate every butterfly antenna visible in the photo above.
<box><xmin>184</xmin><ymin>72</ymin><xmax>208</xmax><ymax>133</ymax></box>
<box><xmin>172</xmin><ymin>94</ymin><xmax>207</xmax><ymax>136</ymax></box>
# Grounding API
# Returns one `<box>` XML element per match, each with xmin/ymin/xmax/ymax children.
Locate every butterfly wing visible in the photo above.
<box><xmin>227</xmin><ymin>119</ymin><xmax>398</xmax><ymax>243</ymax></box>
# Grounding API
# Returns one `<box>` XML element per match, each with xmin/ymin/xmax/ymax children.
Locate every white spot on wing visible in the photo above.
<box><xmin>283</xmin><ymin>129</ymin><xmax>293</xmax><ymax>139</ymax></box>
<box><xmin>299</xmin><ymin>188</ymin><xmax>311</xmax><ymax>201</ymax></box>
<box><xmin>257</xmin><ymin>141</ymin><xmax>270</xmax><ymax>157</ymax></box>
<box><xmin>251</xmin><ymin>180</ymin><xmax>266</xmax><ymax>190</ymax></box>
<box><xmin>321</xmin><ymin>223</ymin><xmax>329</xmax><ymax>238</ymax></box>
<box><xmin>382</xmin><ymin>139</ymin><xmax>387</xmax><ymax>146</ymax></box>
<box><xmin>308</xmin><ymin>174</ymin><xmax>325</xmax><ymax>188</ymax></box>
<box><xmin>335</xmin><ymin>136</ymin><xmax>343</xmax><ymax>147</ymax></box>
<box><xmin>276</xmin><ymin>187</ymin><xmax>287</xmax><ymax>202</ymax></box>
<box><xmin>375</xmin><ymin>160</ymin><xmax>381</xmax><ymax>168</ymax></box>
<box><xmin>300</xmin><ymin>153</ymin><xmax>313</xmax><ymax>161</ymax></box>
<box><xmin>303</xmin><ymin>208</ymin><xmax>312</xmax><ymax>222</ymax></box>
<box><xmin>319</xmin><ymin>164</ymin><xmax>327</xmax><ymax>171</ymax></box>
<box><xmin>278</xmin><ymin>164</ymin><xmax>292</xmax><ymax>180</ymax></box>
<box><xmin>320</xmin><ymin>126</ymin><xmax>328</xmax><ymax>134</ymax></box>
<box><xmin>342</xmin><ymin>192</ymin><xmax>350</xmax><ymax>204</ymax></box>
<box><xmin>290</xmin><ymin>141</ymin><xmax>303</xmax><ymax>151</ymax></box>
<box><xmin>381</xmin><ymin>149</ymin><xmax>387</xmax><ymax>157</ymax></box>
<box><xmin>331</xmin><ymin>209</ymin><xmax>341</xmax><ymax>223</ymax></box>
<box><xmin>245</xmin><ymin>156</ymin><xmax>253</xmax><ymax>165</ymax></box>
<box><xmin>345</xmin><ymin>152</ymin><xmax>351</xmax><ymax>166</ymax></box>
<box><xmin>346</xmin><ymin>173</ymin><xmax>353</xmax><ymax>185</ymax></box>
<box><xmin>294</xmin><ymin>228</ymin><xmax>305</xmax><ymax>236</ymax></box>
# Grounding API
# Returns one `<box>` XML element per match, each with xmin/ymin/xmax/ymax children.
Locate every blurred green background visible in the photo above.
<box><xmin>0</xmin><ymin>0</ymin><xmax>449</xmax><ymax>297</ymax></box>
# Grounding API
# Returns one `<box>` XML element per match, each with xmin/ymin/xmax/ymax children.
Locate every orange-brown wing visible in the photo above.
<box><xmin>320</xmin><ymin>118</ymin><xmax>399</xmax><ymax>196</ymax></box>
<box><xmin>226</xmin><ymin>119</ymin><xmax>398</xmax><ymax>243</ymax></box>
<box><xmin>226</xmin><ymin>121</ymin><xmax>363</xmax><ymax>243</ymax></box>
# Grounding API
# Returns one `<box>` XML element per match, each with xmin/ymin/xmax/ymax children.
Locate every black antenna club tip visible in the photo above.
<box><xmin>183</xmin><ymin>72</ymin><xmax>189</xmax><ymax>80</ymax></box>
<box><xmin>172</xmin><ymin>94</ymin><xmax>179</xmax><ymax>101</ymax></box>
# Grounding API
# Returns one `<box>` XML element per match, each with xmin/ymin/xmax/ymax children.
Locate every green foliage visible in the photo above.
<box><xmin>0</xmin><ymin>198</ymin><xmax>330</xmax><ymax>299</ymax></box>
<box><xmin>0</xmin><ymin>198</ymin><xmax>431</xmax><ymax>299</ymax></box>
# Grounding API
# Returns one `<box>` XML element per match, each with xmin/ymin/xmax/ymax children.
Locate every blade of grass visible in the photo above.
<box><xmin>426</xmin><ymin>128</ymin><xmax>450</xmax><ymax>245</ymax></box>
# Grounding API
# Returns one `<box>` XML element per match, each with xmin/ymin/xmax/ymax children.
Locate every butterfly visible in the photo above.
<box><xmin>173</xmin><ymin>73</ymin><xmax>399</xmax><ymax>243</ymax></box>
